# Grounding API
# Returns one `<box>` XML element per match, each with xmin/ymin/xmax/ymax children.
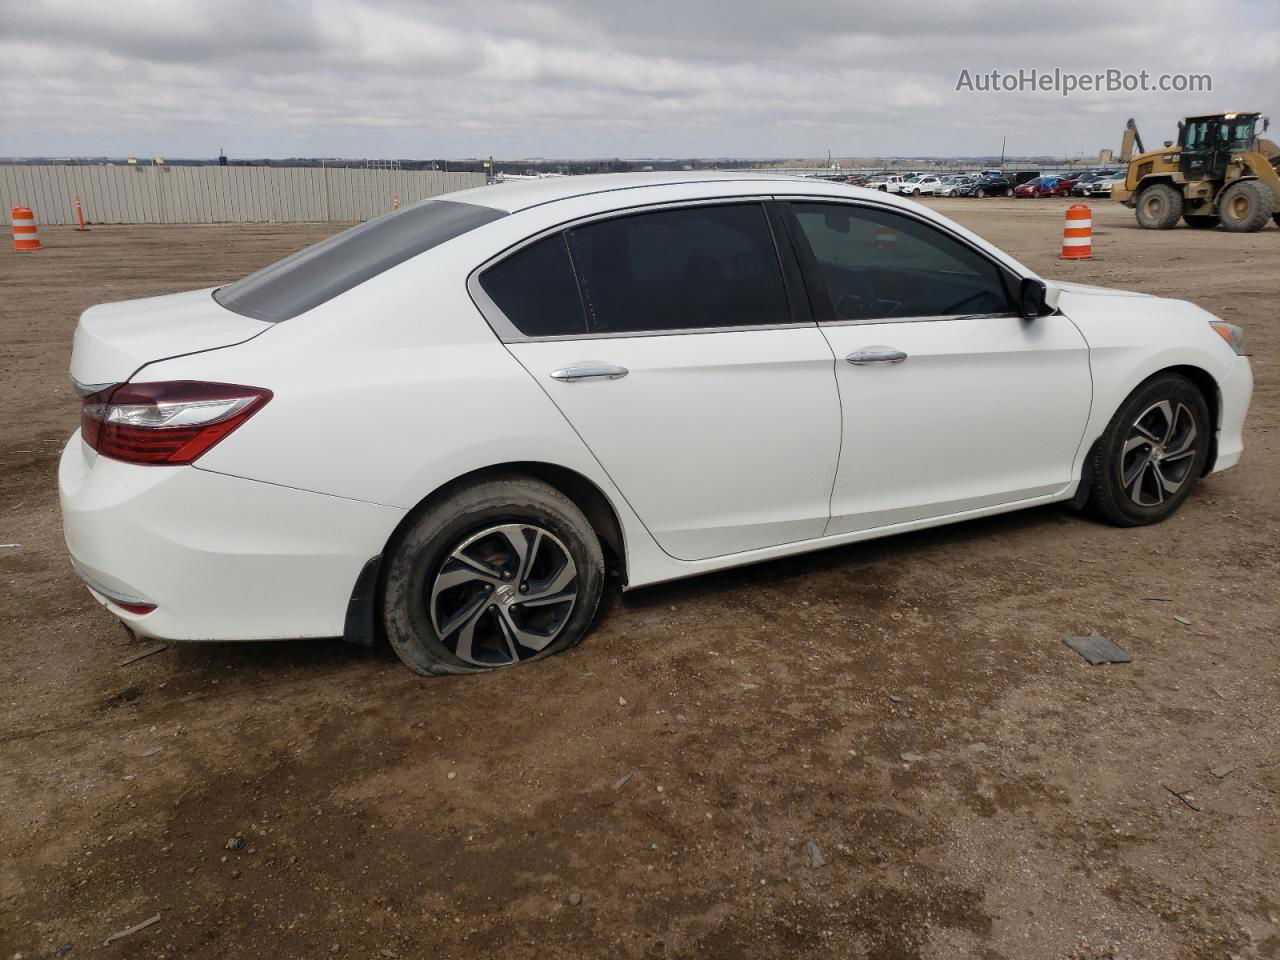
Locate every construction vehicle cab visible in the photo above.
<box><xmin>1115</xmin><ymin>112</ymin><xmax>1280</xmax><ymax>232</ymax></box>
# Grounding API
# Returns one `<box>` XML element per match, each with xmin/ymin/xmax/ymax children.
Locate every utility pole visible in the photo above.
<box><xmin>1000</xmin><ymin>136</ymin><xmax>1007</xmax><ymax>168</ymax></box>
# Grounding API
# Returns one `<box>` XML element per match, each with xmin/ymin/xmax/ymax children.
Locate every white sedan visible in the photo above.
<box><xmin>904</xmin><ymin>175</ymin><xmax>944</xmax><ymax>196</ymax></box>
<box><xmin>60</xmin><ymin>173</ymin><xmax>1253</xmax><ymax>676</ymax></box>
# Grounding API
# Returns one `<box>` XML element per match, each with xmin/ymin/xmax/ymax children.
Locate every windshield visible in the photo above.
<box><xmin>215</xmin><ymin>199</ymin><xmax>507</xmax><ymax>323</ymax></box>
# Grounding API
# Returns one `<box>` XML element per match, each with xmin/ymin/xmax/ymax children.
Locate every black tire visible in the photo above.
<box><xmin>878</xmin><ymin>185</ymin><xmax>887</xmax><ymax>192</ymax></box>
<box><xmin>382</xmin><ymin>475</ymin><xmax>605</xmax><ymax>676</ymax></box>
<box><xmin>1183</xmin><ymin>214</ymin><xmax>1220</xmax><ymax>229</ymax></box>
<box><xmin>1135</xmin><ymin>184</ymin><xmax>1184</xmax><ymax>229</ymax></box>
<box><xmin>1217</xmin><ymin>180</ymin><xmax>1274</xmax><ymax>233</ymax></box>
<box><xmin>976</xmin><ymin>188</ymin><xmax>986</xmax><ymax>198</ymax></box>
<box><xmin>1084</xmin><ymin>373</ymin><xmax>1211</xmax><ymax>527</ymax></box>
<box><xmin>1273</xmin><ymin>213</ymin><xmax>1280</xmax><ymax>228</ymax></box>
<box><xmin>1004</xmin><ymin>187</ymin><xmax>1013</xmax><ymax>197</ymax></box>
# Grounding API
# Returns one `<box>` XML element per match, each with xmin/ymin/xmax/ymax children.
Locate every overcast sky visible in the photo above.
<box><xmin>1</xmin><ymin>0</ymin><xmax>1277</xmax><ymax>160</ymax></box>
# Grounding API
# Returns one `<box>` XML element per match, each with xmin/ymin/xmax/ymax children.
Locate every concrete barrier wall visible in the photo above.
<box><xmin>0</xmin><ymin>165</ymin><xmax>488</xmax><ymax>226</ymax></box>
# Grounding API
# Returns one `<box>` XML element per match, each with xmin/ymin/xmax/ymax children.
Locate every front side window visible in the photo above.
<box><xmin>785</xmin><ymin>202</ymin><xmax>1015</xmax><ymax>322</ymax></box>
<box><xmin>565</xmin><ymin>203</ymin><xmax>789</xmax><ymax>335</ymax></box>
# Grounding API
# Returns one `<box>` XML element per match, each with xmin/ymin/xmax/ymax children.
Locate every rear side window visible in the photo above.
<box><xmin>566</xmin><ymin>203</ymin><xmax>789</xmax><ymax>334</ymax></box>
<box><xmin>215</xmin><ymin>199</ymin><xmax>507</xmax><ymax>323</ymax></box>
<box><xmin>478</xmin><ymin>234</ymin><xmax>587</xmax><ymax>338</ymax></box>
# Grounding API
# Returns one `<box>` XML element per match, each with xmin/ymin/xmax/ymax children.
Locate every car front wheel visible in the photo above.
<box><xmin>382</xmin><ymin>475</ymin><xmax>605</xmax><ymax>676</ymax></box>
<box><xmin>1084</xmin><ymin>373</ymin><xmax>1211</xmax><ymax>526</ymax></box>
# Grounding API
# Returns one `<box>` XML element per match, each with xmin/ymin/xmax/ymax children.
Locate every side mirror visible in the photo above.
<box><xmin>1019</xmin><ymin>277</ymin><xmax>1049</xmax><ymax>320</ymax></box>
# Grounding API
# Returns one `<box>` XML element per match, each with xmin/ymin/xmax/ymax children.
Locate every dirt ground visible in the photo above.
<box><xmin>1</xmin><ymin>198</ymin><xmax>1277</xmax><ymax>960</ymax></box>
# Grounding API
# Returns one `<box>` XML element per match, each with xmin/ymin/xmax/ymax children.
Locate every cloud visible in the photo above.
<box><xmin>0</xmin><ymin>0</ymin><xmax>1276</xmax><ymax>159</ymax></box>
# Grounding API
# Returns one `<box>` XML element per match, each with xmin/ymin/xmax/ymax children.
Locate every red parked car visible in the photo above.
<box><xmin>1042</xmin><ymin>175</ymin><xmax>1080</xmax><ymax>197</ymax></box>
<box><xmin>1013</xmin><ymin>176</ymin><xmax>1047</xmax><ymax>197</ymax></box>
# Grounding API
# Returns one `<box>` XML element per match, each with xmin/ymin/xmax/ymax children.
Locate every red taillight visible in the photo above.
<box><xmin>114</xmin><ymin>600</ymin><xmax>158</xmax><ymax>615</ymax></box>
<box><xmin>81</xmin><ymin>381</ymin><xmax>272</xmax><ymax>466</ymax></box>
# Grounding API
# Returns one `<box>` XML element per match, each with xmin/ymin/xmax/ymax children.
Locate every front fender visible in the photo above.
<box><xmin>1055</xmin><ymin>288</ymin><xmax>1240</xmax><ymax>472</ymax></box>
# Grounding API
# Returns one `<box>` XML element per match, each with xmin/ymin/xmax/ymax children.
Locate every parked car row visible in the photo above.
<box><xmin>1072</xmin><ymin>170</ymin><xmax>1127</xmax><ymax>197</ymax></box>
<box><xmin>857</xmin><ymin>172</ymin><xmax>1019</xmax><ymax>198</ymax></box>
<box><xmin>841</xmin><ymin>169</ymin><xmax>1126</xmax><ymax>200</ymax></box>
<box><xmin>1011</xmin><ymin>170</ymin><xmax>1128</xmax><ymax>198</ymax></box>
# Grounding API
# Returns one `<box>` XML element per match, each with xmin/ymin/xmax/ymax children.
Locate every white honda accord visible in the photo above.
<box><xmin>60</xmin><ymin>174</ymin><xmax>1252</xmax><ymax>675</ymax></box>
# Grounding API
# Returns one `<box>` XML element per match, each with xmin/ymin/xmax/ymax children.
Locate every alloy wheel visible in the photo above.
<box><xmin>429</xmin><ymin>523</ymin><xmax>578</xmax><ymax>666</ymax></box>
<box><xmin>1119</xmin><ymin>400</ymin><xmax>1199</xmax><ymax>507</ymax></box>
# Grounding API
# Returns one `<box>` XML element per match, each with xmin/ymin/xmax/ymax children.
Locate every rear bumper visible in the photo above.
<box><xmin>1211</xmin><ymin>355</ymin><xmax>1253</xmax><ymax>474</ymax></box>
<box><xmin>59</xmin><ymin>432</ymin><xmax>406</xmax><ymax>641</ymax></box>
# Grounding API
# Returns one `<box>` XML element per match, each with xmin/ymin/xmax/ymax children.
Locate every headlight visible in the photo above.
<box><xmin>1210</xmin><ymin>321</ymin><xmax>1245</xmax><ymax>355</ymax></box>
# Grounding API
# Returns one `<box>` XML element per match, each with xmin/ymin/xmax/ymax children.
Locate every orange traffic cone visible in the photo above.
<box><xmin>12</xmin><ymin>207</ymin><xmax>41</xmax><ymax>251</ymax></box>
<box><xmin>1061</xmin><ymin>204</ymin><xmax>1092</xmax><ymax>259</ymax></box>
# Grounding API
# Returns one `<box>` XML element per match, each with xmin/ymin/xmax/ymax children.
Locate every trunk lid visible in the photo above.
<box><xmin>70</xmin><ymin>288</ymin><xmax>272</xmax><ymax>386</ymax></box>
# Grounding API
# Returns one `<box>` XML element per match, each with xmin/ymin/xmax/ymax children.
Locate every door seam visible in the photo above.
<box><xmin>814</xmin><ymin>326</ymin><xmax>844</xmax><ymax>538</ymax></box>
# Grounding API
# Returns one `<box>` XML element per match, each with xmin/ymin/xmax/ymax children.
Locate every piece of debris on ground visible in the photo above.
<box><xmin>1064</xmin><ymin>635</ymin><xmax>1132</xmax><ymax>665</ymax></box>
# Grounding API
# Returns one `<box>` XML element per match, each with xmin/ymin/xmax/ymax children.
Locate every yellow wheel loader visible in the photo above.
<box><xmin>1113</xmin><ymin>112</ymin><xmax>1280</xmax><ymax>231</ymax></box>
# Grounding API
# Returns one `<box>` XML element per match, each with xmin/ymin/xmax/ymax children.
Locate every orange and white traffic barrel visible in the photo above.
<box><xmin>1061</xmin><ymin>204</ymin><xmax>1092</xmax><ymax>260</ymax></box>
<box><xmin>11</xmin><ymin>207</ymin><xmax>41</xmax><ymax>251</ymax></box>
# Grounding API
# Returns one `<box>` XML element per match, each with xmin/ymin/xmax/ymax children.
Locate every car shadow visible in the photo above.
<box><xmin>615</xmin><ymin>502</ymin><xmax>1080</xmax><ymax>614</ymax></box>
<box><xmin>156</xmin><ymin>502</ymin><xmax>1097</xmax><ymax>678</ymax></box>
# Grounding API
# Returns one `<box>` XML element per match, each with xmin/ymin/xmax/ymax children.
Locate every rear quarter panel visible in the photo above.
<box><xmin>135</xmin><ymin>216</ymin><xmax>679</xmax><ymax>585</ymax></box>
<box><xmin>140</xmin><ymin>233</ymin><xmax>610</xmax><ymax>512</ymax></box>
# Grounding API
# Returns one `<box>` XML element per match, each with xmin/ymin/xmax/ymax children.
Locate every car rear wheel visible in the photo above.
<box><xmin>1003</xmin><ymin>187</ymin><xmax>1013</xmax><ymax>197</ymax></box>
<box><xmin>382</xmin><ymin>475</ymin><xmax>604</xmax><ymax>676</ymax></box>
<box><xmin>976</xmin><ymin>188</ymin><xmax>986</xmax><ymax>198</ymax></box>
<box><xmin>1084</xmin><ymin>373</ymin><xmax>1211</xmax><ymax>527</ymax></box>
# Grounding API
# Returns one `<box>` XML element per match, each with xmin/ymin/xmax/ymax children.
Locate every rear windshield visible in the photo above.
<box><xmin>214</xmin><ymin>199</ymin><xmax>507</xmax><ymax>323</ymax></box>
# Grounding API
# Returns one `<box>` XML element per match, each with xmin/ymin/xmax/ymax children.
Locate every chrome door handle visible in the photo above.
<box><xmin>549</xmin><ymin>363</ymin><xmax>629</xmax><ymax>382</ymax></box>
<box><xmin>845</xmin><ymin>348</ymin><xmax>908</xmax><ymax>365</ymax></box>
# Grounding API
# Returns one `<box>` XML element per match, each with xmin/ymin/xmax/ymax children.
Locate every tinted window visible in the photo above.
<box><xmin>215</xmin><ymin>199</ymin><xmax>507</xmax><ymax>323</ymax></box>
<box><xmin>786</xmin><ymin>202</ymin><xmax>1014</xmax><ymax>322</ymax></box>
<box><xmin>566</xmin><ymin>203</ymin><xmax>789</xmax><ymax>334</ymax></box>
<box><xmin>479</xmin><ymin>234</ymin><xmax>586</xmax><ymax>338</ymax></box>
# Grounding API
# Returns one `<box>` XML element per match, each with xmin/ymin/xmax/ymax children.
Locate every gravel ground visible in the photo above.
<box><xmin>1</xmin><ymin>197</ymin><xmax>1277</xmax><ymax>960</ymax></box>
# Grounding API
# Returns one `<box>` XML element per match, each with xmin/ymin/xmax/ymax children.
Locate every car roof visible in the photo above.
<box><xmin>446</xmin><ymin>171</ymin><xmax>902</xmax><ymax>214</ymax></box>
<box><xmin>417</xmin><ymin>171</ymin><xmax>1039</xmax><ymax>286</ymax></box>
